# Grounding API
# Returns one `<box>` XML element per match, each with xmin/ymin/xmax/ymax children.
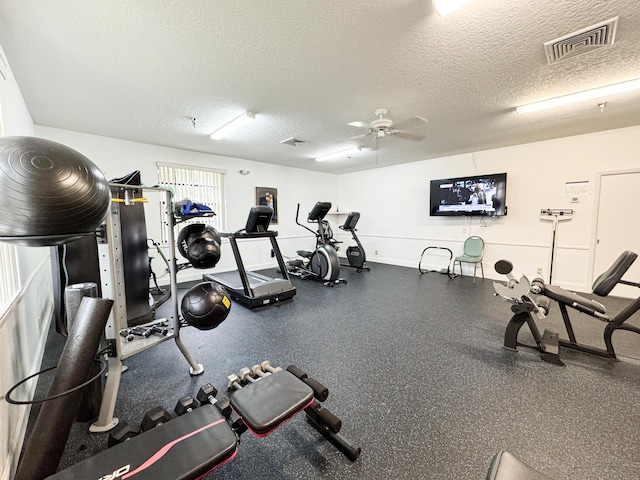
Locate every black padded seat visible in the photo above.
<box><xmin>592</xmin><ymin>250</ymin><xmax>637</xmax><ymax>296</ymax></box>
<box><xmin>230</xmin><ymin>370</ymin><xmax>314</xmax><ymax>437</ymax></box>
<box><xmin>486</xmin><ymin>451</ymin><xmax>552</xmax><ymax>480</ymax></box>
<box><xmin>543</xmin><ymin>284</ymin><xmax>606</xmax><ymax>314</ymax></box>
<box><xmin>49</xmin><ymin>405</ymin><xmax>237</xmax><ymax>480</ymax></box>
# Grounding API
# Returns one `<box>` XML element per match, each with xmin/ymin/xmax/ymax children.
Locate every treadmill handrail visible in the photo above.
<box><xmin>222</xmin><ymin>230</ymin><xmax>278</xmax><ymax>239</ymax></box>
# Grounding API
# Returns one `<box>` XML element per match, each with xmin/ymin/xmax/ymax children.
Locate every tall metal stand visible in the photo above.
<box><xmin>540</xmin><ymin>209</ymin><xmax>573</xmax><ymax>284</ymax></box>
<box><xmin>90</xmin><ymin>185</ymin><xmax>203</xmax><ymax>433</ymax></box>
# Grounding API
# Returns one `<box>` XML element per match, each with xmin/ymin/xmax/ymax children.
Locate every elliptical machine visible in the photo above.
<box><xmin>339</xmin><ymin>212</ymin><xmax>370</xmax><ymax>272</ymax></box>
<box><xmin>287</xmin><ymin>202</ymin><xmax>346</xmax><ymax>286</ymax></box>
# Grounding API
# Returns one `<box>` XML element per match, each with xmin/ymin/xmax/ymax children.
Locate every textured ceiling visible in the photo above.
<box><xmin>1</xmin><ymin>1</ymin><xmax>640</xmax><ymax>175</ymax></box>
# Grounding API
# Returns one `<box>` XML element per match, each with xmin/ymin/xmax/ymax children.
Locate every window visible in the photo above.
<box><xmin>0</xmin><ymin>242</ymin><xmax>20</xmax><ymax>314</ymax></box>
<box><xmin>156</xmin><ymin>162</ymin><xmax>227</xmax><ymax>244</ymax></box>
<box><xmin>0</xmin><ymin>95</ymin><xmax>21</xmax><ymax>314</ymax></box>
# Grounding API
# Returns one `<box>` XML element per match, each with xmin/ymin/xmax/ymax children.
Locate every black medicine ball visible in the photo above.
<box><xmin>177</xmin><ymin>223</ymin><xmax>221</xmax><ymax>259</ymax></box>
<box><xmin>187</xmin><ymin>237</ymin><xmax>221</xmax><ymax>269</ymax></box>
<box><xmin>181</xmin><ymin>282</ymin><xmax>231</xmax><ymax>330</ymax></box>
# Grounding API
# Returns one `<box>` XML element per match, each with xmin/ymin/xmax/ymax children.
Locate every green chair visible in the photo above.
<box><xmin>453</xmin><ymin>236</ymin><xmax>484</xmax><ymax>283</ymax></box>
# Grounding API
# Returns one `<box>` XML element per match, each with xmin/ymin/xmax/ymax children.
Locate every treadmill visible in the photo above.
<box><xmin>203</xmin><ymin>206</ymin><xmax>296</xmax><ymax>308</ymax></box>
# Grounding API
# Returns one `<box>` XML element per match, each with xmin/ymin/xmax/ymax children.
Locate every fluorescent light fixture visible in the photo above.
<box><xmin>434</xmin><ymin>0</ymin><xmax>474</xmax><ymax>16</ymax></box>
<box><xmin>210</xmin><ymin>112</ymin><xmax>255</xmax><ymax>140</ymax></box>
<box><xmin>516</xmin><ymin>78</ymin><xmax>640</xmax><ymax>114</ymax></box>
<box><xmin>315</xmin><ymin>147</ymin><xmax>361</xmax><ymax>162</ymax></box>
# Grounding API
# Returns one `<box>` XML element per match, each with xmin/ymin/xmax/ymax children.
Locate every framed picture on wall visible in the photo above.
<box><xmin>255</xmin><ymin>187</ymin><xmax>278</xmax><ymax>224</ymax></box>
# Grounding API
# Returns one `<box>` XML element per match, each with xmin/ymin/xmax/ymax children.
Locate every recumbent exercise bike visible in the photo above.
<box><xmin>287</xmin><ymin>202</ymin><xmax>346</xmax><ymax>286</ymax></box>
<box><xmin>493</xmin><ymin>250</ymin><xmax>640</xmax><ymax>366</ymax></box>
<box><xmin>338</xmin><ymin>211</ymin><xmax>370</xmax><ymax>272</ymax></box>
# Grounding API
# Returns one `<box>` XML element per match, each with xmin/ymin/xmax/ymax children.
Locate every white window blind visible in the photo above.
<box><xmin>156</xmin><ymin>162</ymin><xmax>227</xmax><ymax>243</ymax></box>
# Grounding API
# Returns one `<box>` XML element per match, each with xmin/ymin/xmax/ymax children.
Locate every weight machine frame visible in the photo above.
<box><xmin>90</xmin><ymin>184</ymin><xmax>204</xmax><ymax>433</ymax></box>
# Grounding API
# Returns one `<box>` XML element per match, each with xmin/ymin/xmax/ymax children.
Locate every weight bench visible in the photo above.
<box><xmin>486</xmin><ymin>451</ymin><xmax>552</xmax><ymax>480</ymax></box>
<box><xmin>48</xmin><ymin>367</ymin><xmax>359</xmax><ymax>479</ymax></box>
<box><xmin>498</xmin><ymin>250</ymin><xmax>640</xmax><ymax>365</ymax></box>
<box><xmin>48</xmin><ymin>404</ymin><xmax>237</xmax><ymax>479</ymax></box>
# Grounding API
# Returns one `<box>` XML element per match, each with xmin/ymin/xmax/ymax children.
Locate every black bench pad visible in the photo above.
<box><xmin>486</xmin><ymin>451</ymin><xmax>552</xmax><ymax>480</ymax></box>
<box><xmin>543</xmin><ymin>285</ymin><xmax>606</xmax><ymax>314</ymax></box>
<box><xmin>230</xmin><ymin>370</ymin><xmax>314</xmax><ymax>436</ymax></box>
<box><xmin>48</xmin><ymin>405</ymin><xmax>237</xmax><ymax>480</ymax></box>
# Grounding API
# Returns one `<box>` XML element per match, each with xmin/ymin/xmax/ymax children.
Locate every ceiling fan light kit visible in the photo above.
<box><xmin>210</xmin><ymin>111</ymin><xmax>255</xmax><ymax>140</ymax></box>
<box><xmin>516</xmin><ymin>78</ymin><xmax>640</xmax><ymax>114</ymax></box>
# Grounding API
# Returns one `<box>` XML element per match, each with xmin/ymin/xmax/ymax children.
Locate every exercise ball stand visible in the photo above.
<box><xmin>90</xmin><ymin>184</ymin><xmax>204</xmax><ymax>433</ymax></box>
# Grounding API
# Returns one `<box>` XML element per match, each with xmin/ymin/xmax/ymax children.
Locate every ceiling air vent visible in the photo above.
<box><xmin>280</xmin><ymin>137</ymin><xmax>307</xmax><ymax>146</ymax></box>
<box><xmin>544</xmin><ymin>16</ymin><xmax>619</xmax><ymax>65</ymax></box>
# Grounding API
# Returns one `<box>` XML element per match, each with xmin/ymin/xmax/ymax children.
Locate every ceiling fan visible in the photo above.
<box><xmin>348</xmin><ymin>108</ymin><xmax>428</xmax><ymax>141</ymax></box>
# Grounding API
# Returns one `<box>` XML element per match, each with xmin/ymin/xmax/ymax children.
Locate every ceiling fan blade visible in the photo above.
<box><xmin>394</xmin><ymin>115</ymin><xmax>428</xmax><ymax>131</ymax></box>
<box><xmin>348</xmin><ymin>121</ymin><xmax>369</xmax><ymax>128</ymax></box>
<box><xmin>347</xmin><ymin>132</ymin><xmax>368</xmax><ymax>140</ymax></box>
<box><xmin>394</xmin><ymin>131</ymin><xmax>426</xmax><ymax>142</ymax></box>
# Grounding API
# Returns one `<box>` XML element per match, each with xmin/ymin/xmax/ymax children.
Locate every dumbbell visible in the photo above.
<box><xmin>140</xmin><ymin>406</ymin><xmax>172</xmax><ymax>431</ymax></box>
<box><xmin>261</xmin><ymin>360</ymin><xmax>282</xmax><ymax>374</ymax></box>
<box><xmin>286</xmin><ymin>365</ymin><xmax>329</xmax><ymax>402</ymax></box>
<box><xmin>238</xmin><ymin>367</ymin><xmax>259</xmax><ymax>385</ymax></box>
<box><xmin>107</xmin><ymin>420</ymin><xmax>140</xmax><ymax>447</ymax></box>
<box><xmin>128</xmin><ymin>326</ymin><xmax>152</xmax><ymax>338</ymax></box>
<box><xmin>119</xmin><ymin>330</ymin><xmax>134</xmax><ymax>342</ymax></box>
<box><xmin>196</xmin><ymin>383</ymin><xmax>232</xmax><ymax>419</ymax></box>
<box><xmin>227</xmin><ymin>374</ymin><xmax>243</xmax><ymax>391</ymax></box>
<box><xmin>150</xmin><ymin>325</ymin><xmax>169</xmax><ymax>336</ymax></box>
<box><xmin>251</xmin><ymin>364</ymin><xmax>271</xmax><ymax>378</ymax></box>
<box><xmin>174</xmin><ymin>395</ymin><xmax>199</xmax><ymax>416</ymax></box>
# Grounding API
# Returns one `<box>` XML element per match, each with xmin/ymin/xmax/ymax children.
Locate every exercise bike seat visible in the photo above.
<box><xmin>230</xmin><ymin>370</ymin><xmax>314</xmax><ymax>437</ymax></box>
<box><xmin>542</xmin><ymin>284</ymin><xmax>606</xmax><ymax>315</ymax></box>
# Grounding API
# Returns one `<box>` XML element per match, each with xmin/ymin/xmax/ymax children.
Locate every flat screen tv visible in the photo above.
<box><xmin>430</xmin><ymin>172</ymin><xmax>507</xmax><ymax>217</ymax></box>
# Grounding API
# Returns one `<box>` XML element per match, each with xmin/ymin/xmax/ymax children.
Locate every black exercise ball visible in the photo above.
<box><xmin>177</xmin><ymin>223</ymin><xmax>221</xmax><ymax>259</ymax></box>
<box><xmin>186</xmin><ymin>237</ymin><xmax>221</xmax><ymax>269</ymax></box>
<box><xmin>0</xmin><ymin>136</ymin><xmax>110</xmax><ymax>246</ymax></box>
<box><xmin>181</xmin><ymin>282</ymin><xmax>231</xmax><ymax>330</ymax></box>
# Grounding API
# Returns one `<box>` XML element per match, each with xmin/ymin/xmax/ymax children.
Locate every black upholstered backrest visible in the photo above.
<box><xmin>307</xmin><ymin>202</ymin><xmax>332</xmax><ymax>222</ymax></box>
<box><xmin>341</xmin><ymin>212</ymin><xmax>360</xmax><ymax>230</ymax></box>
<box><xmin>592</xmin><ymin>250</ymin><xmax>637</xmax><ymax>297</ymax></box>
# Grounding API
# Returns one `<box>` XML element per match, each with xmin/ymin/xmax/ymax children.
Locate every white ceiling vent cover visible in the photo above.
<box><xmin>544</xmin><ymin>16</ymin><xmax>619</xmax><ymax>65</ymax></box>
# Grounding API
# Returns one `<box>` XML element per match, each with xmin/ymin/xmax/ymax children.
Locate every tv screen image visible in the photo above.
<box><xmin>430</xmin><ymin>172</ymin><xmax>507</xmax><ymax>216</ymax></box>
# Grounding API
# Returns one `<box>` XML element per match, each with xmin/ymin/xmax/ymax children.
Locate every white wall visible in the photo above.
<box><xmin>0</xmin><ymin>43</ymin><xmax>53</xmax><ymax>480</ymax></box>
<box><xmin>337</xmin><ymin>125</ymin><xmax>640</xmax><ymax>292</ymax></box>
<box><xmin>34</xmin><ymin>126</ymin><xmax>339</xmax><ymax>282</ymax></box>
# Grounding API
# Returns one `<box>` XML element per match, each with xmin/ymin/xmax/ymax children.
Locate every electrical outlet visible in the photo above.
<box><xmin>375</xmin><ymin>249</ymin><xmax>379</xmax><ymax>256</ymax></box>
<box><xmin>537</xmin><ymin>267</ymin><xmax>543</xmax><ymax>274</ymax></box>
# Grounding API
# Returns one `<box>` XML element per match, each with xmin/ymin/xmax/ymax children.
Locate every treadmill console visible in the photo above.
<box><xmin>245</xmin><ymin>206</ymin><xmax>273</xmax><ymax>233</ymax></box>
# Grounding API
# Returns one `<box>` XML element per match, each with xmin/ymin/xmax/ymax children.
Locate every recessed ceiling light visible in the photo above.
<box><xmin>210</xmin><ymin>112</ymin><xmax>255</xmax><ymax>140</ymax></box>
<box><xmin>433</xmin><ymin>0</ymin><xmax>474</xmax><ymax>16</ymax></box>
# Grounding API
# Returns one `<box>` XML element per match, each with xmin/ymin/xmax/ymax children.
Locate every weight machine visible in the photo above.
<box><xmin>493</xmin><ymin>251</ymin><xmax>640</xmax><ymax>366</ymax></box>
<box><xmin>91</xmin><ymin>183</ymin><xmax>207</xmax><ymax>432</ymax></box>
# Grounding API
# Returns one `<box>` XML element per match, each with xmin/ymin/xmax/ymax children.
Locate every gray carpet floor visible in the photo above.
<box><xmin>28</xmin><ymin>262</ymin><xmax>640</xmax><ymax>479</ymax></box>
